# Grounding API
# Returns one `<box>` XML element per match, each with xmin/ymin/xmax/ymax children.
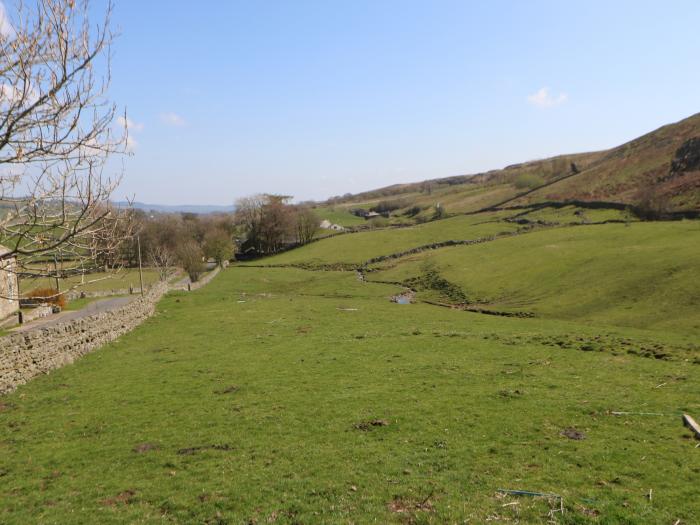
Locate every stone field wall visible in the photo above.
<box><xmin>0</xmin><ymin>281</ymin><xmax>172</xmax><ymax>394</ymax></box>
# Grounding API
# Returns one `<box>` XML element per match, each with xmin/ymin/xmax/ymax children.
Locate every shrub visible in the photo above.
<box><xmin>177</xmin><ymin>240</ymin><xmax>205</xmax><ymax>282</ymax></box>
<box><xmin>514</xmin><ymin>173</ymin><xmax>545</xmax><ymax>189</ymax></box>
<box><xmin>368</xmin><ymin>217</ymin><xmax>390</xmax><ymax>229</ymax></box>
<box><xmin>404</xmin><ymin>205</ymin><xmax>422</xmax><ymax>217</ymax></box>
<box><xmin>25</xmin><ymin>287</ymin><xmax>66</xmax><ymax>309</ymax></box>
<box><xmin>370</xmin><ymin>199</ymin><xmax>410</xmax><ymax>214</ymax></box>
<box><xmin>635</xmin><ymin>187</ymin><xmax>670</xmax><ymax>220</ymax></box>
<box><xmin>203</xmin><ymin>229</ymin><xmax>234</xmax><ymax>268</ymax></box>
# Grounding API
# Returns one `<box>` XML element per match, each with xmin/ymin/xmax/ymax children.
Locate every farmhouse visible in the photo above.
<box><xmin>0</xmin><ymin>246</ymin><xmax>19</xmax><ymax>319</ymax></box>
<box><xmin>319</xmin><ymin>219</ymin><xmax>345</xmax><ymax>231</ymax></box>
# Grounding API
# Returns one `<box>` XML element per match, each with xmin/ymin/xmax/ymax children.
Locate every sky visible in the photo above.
<box><xmin>7</xmin><ymin>1</ymin><xmax>700</xmax><ymax>205</ymax></box>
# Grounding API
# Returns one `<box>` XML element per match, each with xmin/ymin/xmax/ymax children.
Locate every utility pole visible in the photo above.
<box><xmin>137</xmin><ymin>235</ymin><xmax>144</xmax><ymax>297</ymax></box>
<box><xmin>53</xmin><ymin>254</ymin><xmax>61</xmax><ymax>293</ymax></box>
<box><xmin>16</xmin><ymin>271</ymin><xmax>22</xmax><ymax>325</ymax></box>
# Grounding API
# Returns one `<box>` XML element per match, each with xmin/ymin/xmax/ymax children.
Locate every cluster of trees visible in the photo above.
<box><xmin>234</xmin><ymin>195</ymin><xmax>320</xmax><ymax>255</ymax></box>
<box><xmin>370</xmin><ymin>198</ymin><xmax>411</xmax><ymax>214</ymax></box>
<box><xmin>130</xmin><ymin>212</ymin><xmax>235</xmax><ymax>282</ymax></box>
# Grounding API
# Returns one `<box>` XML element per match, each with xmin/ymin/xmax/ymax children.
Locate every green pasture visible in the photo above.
<box><xmin>370</xmin><ymin>221</ymin><xmax>700</xmax><ymax>335</ymax></box>
<box><xmin>22</xmin><ymin>268</ymin><xmax>163</xmax><ymax>295</ymax></box>
<box><xmin>313</xmin><ymin>206</ymin><xmax>367</xmax><ymax>227</ymax></box>
<box><xmin>0</xmin><ymin>266</ymin><xmax>698</xmax><ymax>523</ymax></box>
<box><xmin>263</xmin><ymin>212</ymin><xmax>519</xmax><ymax>266</ymax></box>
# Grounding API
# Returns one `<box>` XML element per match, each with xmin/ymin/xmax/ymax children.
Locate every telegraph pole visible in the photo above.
<box><xmin>53</xmin><ymin>254</ymin><xmax>61</xmax><ymax>293</ymax></box>
<box><xmin>137</xmin><ymin>235</ymin><xmax>144</xmax><ymax>297</ymax></box>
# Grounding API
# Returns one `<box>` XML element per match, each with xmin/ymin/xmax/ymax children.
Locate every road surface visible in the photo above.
<box><xmin>12</xmin><ymin>296</ymin><xmax>137</xmax><ymax>333</ymax></box>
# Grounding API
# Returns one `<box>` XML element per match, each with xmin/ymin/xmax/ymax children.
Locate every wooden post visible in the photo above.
<box><xmin>137</xmin><ymin>235</ymin><xmax>145</xmax><ymax>297</ymax></box>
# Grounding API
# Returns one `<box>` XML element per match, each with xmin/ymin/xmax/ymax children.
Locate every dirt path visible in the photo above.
<box><xmin>12</xmin><ymin>296</ymin><xmax>138</xmax><ymax>333</ymax></box>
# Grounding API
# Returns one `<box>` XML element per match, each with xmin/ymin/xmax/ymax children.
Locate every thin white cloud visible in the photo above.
<box><xmin>117</xmin><ymin>115</ymin><xmax>143</xmax><ymax>151</ymax></box>
<box><xmin>125</xmin><ymin>135</ymin><xmax>138</xmax><ymax>151</ymax></box>
<box><xmin>117</xmin><ymin>115</ymin><xmax>144</xmax><ymax>132</ymax></box>
<box><xmin>160</xmin><ymin>112</ymin><xmax>186</xmax><ymax>127</ymax></box>
<box><xmin>0</xmin><ymin>2</ymin><xmax>15</xmax><ymax>38</ymax></box>
<box><xmin>527</xmin><ymin>87</ymin><xmax>568</xmax><ymax>108</ymax></box>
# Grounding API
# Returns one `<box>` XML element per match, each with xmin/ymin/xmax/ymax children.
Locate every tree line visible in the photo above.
<box><xmin>122</xmin><ymin>195</ymin><xmax>320</xmax><ymax>282</ymax></box>
<box><xmin>234</xmin><ymin>195</ymin><xmax>320</xmax><ymax>256</ymax></box>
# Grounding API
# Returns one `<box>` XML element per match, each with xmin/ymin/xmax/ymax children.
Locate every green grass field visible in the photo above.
<box><xmin>370</xmin><ymin>221</ymin><xmax>700</xmax><ymax>335</ymax></box>
<box><xmin>511</xmin><ymin>205</ymin><xmax>631</xmax><ymax>225</ymax></box>
<box><xmin>313</xmin><ymin>206</ymin><xmax>367</xmax><ymax>227</ymax></box>
<box><xmin>1</xmin><ymin>215</ymin><xmax>699</xmax><ymax>524</ymax></box>
<box><xmin>22</xmin><ymin>268</ymin><xmax>162</xmax><ymax>296</ymax></box>
<box><xmin>263</xmin><ymin>212</ymin><xmax>519</xmax><ymax>266</ymax></box>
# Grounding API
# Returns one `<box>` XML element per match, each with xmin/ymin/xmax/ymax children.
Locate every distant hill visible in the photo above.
<box><xmin>115</xmin><ymin>201</ymin><xmax>235</xmax><ymax>214</ymax></box>
<box><xmin>323</xmin><ymin>112</ymin><xmax>700</xmax><ymax>215</ymax></box>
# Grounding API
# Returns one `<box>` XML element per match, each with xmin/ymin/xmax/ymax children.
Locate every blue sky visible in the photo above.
<box><xmin>98</xmin><ymin>1</ymin><xmax>700</xmax><ymax>204</ymax></box>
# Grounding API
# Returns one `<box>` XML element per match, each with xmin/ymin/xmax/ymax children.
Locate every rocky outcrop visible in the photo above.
<box><xmin>671</xmin><ymin>137</ymin><xmax>700</xmax><ymax>173</ymax></box>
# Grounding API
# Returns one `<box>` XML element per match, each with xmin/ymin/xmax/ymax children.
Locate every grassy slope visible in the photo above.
<box><xmin>371</xmin><ymin>221</ymin><xmax>700</xmax><ymax>335</ymax></box>
<box><xmin>312</xmin><ymin>206</ymin><xmax>367</xmax><ymax>227</ymax></box>
<box><xmin>325</xmin><ymin>152</ymin><xmax>604</xmax><ymax>217</ymax></box>
<box><xmin>262</xmin><ymin>212</ymin><xmax>519</xmax><ymax>265</ymax></box>
<box><xmin>322</xmin><ymin>113</ymin><xmax>700</xmax><ymax>217</ymax></box>
<box><xmin>519</xmin><ymin>113</ymin><xmax>700</xmax><ymax>210</ymax></box>
<box><xmin>513</xmin><ymin>205</ymin><xmax>630</xmax><ymax>224</ymax></box>
<box><xmin>1</xmin><ymin>267</ymin><xmax>699</xmax><ymax>524</ymax></box>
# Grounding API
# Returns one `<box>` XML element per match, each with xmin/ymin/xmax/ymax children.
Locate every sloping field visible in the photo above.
<box><xmin>0</xmin><ymin>267</ymin><xmax>699</xmax><ymax>523</ymax></box>
<box><xmin>261</xmin><ymin>212</ymin><xmax>519</xmax><ymax>266</ymax></box>
<box><xmin>517</xmin><ymin>113</ymin><xmax>700</xmax><ymax>210</ymax></box>
<box><xmin>371</xmin><ymin>221</ymin><xmax>700</xmax><ymax>335</ymax></box>
<box><xmin>322</xmin><ymin>113</ymin><xmax>700</xmax><ymax>218</ymax></box>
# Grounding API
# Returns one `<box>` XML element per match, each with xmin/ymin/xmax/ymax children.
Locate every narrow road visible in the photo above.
<box><xmin>12</xmin><ymin>296</ymin><xmax>138</xmax><ymax>333</ymax></box>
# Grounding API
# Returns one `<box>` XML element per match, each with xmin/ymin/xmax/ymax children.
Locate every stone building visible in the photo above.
<box><xmin>0</xmin><ymin>246</ymin><xmax>19</xmax><ymax>319</ymax></box>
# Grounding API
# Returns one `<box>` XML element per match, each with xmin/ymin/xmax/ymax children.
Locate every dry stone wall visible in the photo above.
<box><xmin>0</xmin><ymin>281</ymin><xmax>171</xmax><ymax>394</ymax></box>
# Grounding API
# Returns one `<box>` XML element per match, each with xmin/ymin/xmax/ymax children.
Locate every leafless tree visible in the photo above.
<box><xmin>147</xmin><ymin>244</ymin><xmax>175</xmax><ymax>281</ymax></box>
<box><xmin>0</xmin><ymin>0</ymin><xmax>131</xmax><ymax>298</ymax></box>
<box><xmin>294</xmin><ymin>206</ymin><xmax>319</xmax><ymax>245</ymax></box>
<box><xmin>234</xmin><ymin>194</ymin><xmax>265</xmax><ymax>251</ymax></box>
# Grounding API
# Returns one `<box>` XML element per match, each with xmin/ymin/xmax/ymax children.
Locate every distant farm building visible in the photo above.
<box><xmin>319</xmin><ymin>219</ymin><xmax>345</xmax><ymax>231</ymax></box>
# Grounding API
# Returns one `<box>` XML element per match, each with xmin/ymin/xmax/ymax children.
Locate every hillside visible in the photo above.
<box><xmin>317</xmin><ymin>113</ymin><xmax>700</xmax><ymax>224</ymax></box>
<box><xmin>114</xmin><ymin>202</ymin><xmax>236</xmax><ymax>214</ymax></box>
<box><xmin>369</xmin><ymin>221</ymin><xmax>700</xmax><ymax>335</ymax></box>
<box><xmin>261</xmin><ymin>208</ymin><xmax>699</xmax><ymax>337</ymax></box>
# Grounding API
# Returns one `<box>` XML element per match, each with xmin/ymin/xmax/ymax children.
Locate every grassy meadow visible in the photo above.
<box><xmin>1</xmin><ymin>211</ymin><xmax>699</xmax><ymax>524</ymax></box>
<box><xmin>265</xmin><ymin>212</ymin><xmax>519</xmax><ymax>266</ymax></box>
<box><xmin>313</xmin><ymin>206</ymin><xmax>368</xmax><ymax>227</ymax></box>
<box><xmin>22</xmin><ymin>268</ymin><xmax>163</xmax><ymax>296</ymax></box>
<box><xmin>370</xmin><ymin>221</ymin><xmax>700</xmax><ymax>336</ymax></box>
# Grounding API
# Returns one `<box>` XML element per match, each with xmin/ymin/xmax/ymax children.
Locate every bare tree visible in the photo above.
<box><xmin>258</xmin><ymin>195</ymin><xmax>293</xmax><ymax>253</ymax></box>
<box><xmin>0</xmin><ymin>0</ymin><xmax>131</xmax><ymax>297</ymax></box>
<box><xmin>294</xmin><ymin>206</ymin><xmax>319</xmax><ymax>245</ymax></box>
<box><xmin>148</xmin><ymin>244</ymin><xmax>175</xmax><ymax>281</ymax></box>
<box><xmin>235</xmin><ymin>194</ymin><xmax>294</xmax><ymax>254</ymax></box>
<box><xmin>234</xmin><ymin>194</ymin><xmax>265</xmax><ymax>252</ymax></box>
